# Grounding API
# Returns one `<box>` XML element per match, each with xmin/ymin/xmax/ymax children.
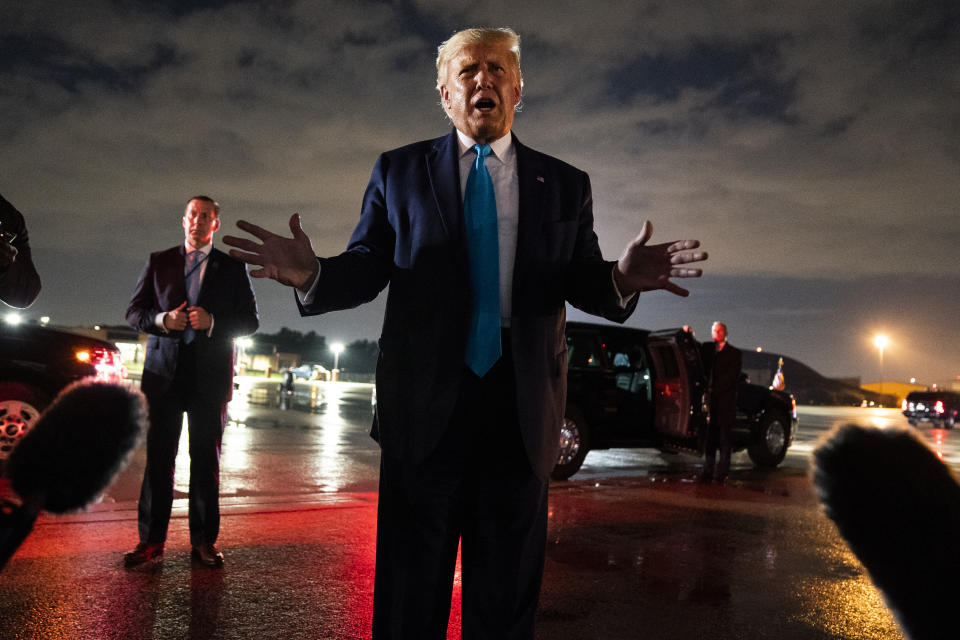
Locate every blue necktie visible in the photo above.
<box><xmin>183</xmin><ymin>250</ymin><xmax>203</xmax><ymax>344</ymax></box>
<box><xmin>464</xmin><ymin>144</ymin><xmax>501</xmax><ymax>376</ymax></box>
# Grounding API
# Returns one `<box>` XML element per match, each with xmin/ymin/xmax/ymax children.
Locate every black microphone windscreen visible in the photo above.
<box><xmin>7</xmin><ymin>380</ymin><xmax>147</xmax><ymax>514</ymax></box>
<box><xmin>812</xmin><ymin>424</ymin><xmax>960</xmax><ymax>640</ymax></box>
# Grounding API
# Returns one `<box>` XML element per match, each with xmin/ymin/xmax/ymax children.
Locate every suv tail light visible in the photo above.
<box><xmin>935</xmin><ymin>400</ymin><xmax>945</xmax><ymax>415</ymax></box>
<box><xmin>655</xmin><ymin>381</ymin><xmax>675</xmax><ymax>397</ymax></box>
<box><xmin>76</xmin><ymin>348</ymin><xmax>127</xmax><ymax>383</ymax></box>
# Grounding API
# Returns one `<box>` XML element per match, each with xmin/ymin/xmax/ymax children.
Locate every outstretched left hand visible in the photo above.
<box><xmin>614</xmin><ymin>220</ymin><xmax>707</xmax><ymax>297</ymax></box>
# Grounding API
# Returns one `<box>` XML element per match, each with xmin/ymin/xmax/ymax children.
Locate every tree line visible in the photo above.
<box><xmin>255</xmin><ymin>328</ymin><xmax>379</xmax><ymax>374</ymax></box>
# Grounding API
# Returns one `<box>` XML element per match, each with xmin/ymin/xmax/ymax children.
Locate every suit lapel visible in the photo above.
<box><xmin>197</xmin><ymin>248</ymin><xmax>221</xmax><ymax>305</ymax></box>
<box><xmin>425</xmin><ymin>130</ymin><xmax>463</xmax><ymax>241</ymax></box>
<box><xmin>163</xmin><ymin>246</ymin><xmax>188</xmax><ymax>307</ymax></box>
<box><xmin>513</xmin><ymin>136</ymin><xmax>546</xmax><ymax>307</ymax></box>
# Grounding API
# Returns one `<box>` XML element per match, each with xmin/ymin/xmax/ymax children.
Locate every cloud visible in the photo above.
<box><xmin>0</xmin><ymin>0</ymin><xmax>956</xmax><ymax>382</ymax></box>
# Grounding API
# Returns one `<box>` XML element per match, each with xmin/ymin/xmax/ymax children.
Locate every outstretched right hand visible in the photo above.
<box><xmin>222</xmin><ymin>213</ymin><xmax>319</xmax><ymax>291</ymax></box>
<box><xmin>163</xmin><ymin>301</ymin><xmax>189</xmax><ymax>331</ymax></box>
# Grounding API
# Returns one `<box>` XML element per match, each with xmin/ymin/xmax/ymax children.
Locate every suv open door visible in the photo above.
<box><xmin>646</xmin><ymin>328</ymin><xmax>708</xmax><ymax>454</ymax></box>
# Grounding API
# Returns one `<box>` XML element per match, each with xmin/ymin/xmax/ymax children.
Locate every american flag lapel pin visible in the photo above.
<box><xmin>536</xmin><ymin>175</ymin><xmax>545</xmax><ymax>183</ymax></box>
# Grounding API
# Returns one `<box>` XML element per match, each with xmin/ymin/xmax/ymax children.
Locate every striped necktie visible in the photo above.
<box><xmin>183</xmin><ymin>250</ymin><xmax>204</xmax><ymax>343</ymax></box>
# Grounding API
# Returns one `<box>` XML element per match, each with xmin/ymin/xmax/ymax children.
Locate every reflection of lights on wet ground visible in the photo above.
<box><xmin>220</xmin><ymin>421</ymin><xmax>252</xmax><ymax>482</ymax></box>
<box><xmin>227</xmin><ymin>376</ymin><xmax>255</xmax><ymax>427</ymax></box>
<box><xmin>794</xmin><ymin>570</ymin><xmax>898</xmax><ymax>638</ymax></box>
<box><xmin>849</xmin><ymin>408</ymin><xmax>902</xmax><ymax>430</ymax></box>
<box><xmin>173</xmin><ymin>415</ymin><xmax>190</xmax><ymax>495</ymax></box>
<box><xmin>170</xmin><ymin>388</ymin><xmax>259</xmax><ymax>499</ymax></box>
<box><xmin>930</xmin><ymin>428</ymin><xmax>946</xmax><ymax>460</ymax></box>
<box><xmin>306</xmin><ymin>382</ymin><xmax>353</xmax><ymax>493</ymax></box>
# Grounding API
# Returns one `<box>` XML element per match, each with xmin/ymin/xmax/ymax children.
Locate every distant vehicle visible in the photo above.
<box><xmin>0</xmin><ymin>323</ymin><xmax>127</xmax><ymax>464</ymax></box>
<box><xmin>554</xmin><ymin>322</ymin><xmax>798</xmax><ymax>480</ymax></box>
<box><xmin>902</xmin><ymin>391</ymin><xmax>960</xmax><ymax>429</ymax></box>
<box><xmin>289</xmin><ymin>365</ymin><xmax>326</xmax><ymax>380</ymax></box>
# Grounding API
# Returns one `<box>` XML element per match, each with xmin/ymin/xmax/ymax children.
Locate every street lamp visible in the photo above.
<box><xmin>331</xmin><ymin>342</ymin><xmax>344</xmax><ymax>375</ymax></box>
<box><xmin>874</xmin><ymin>334</ymin><xmax>889</xmax><ymax>396</ymax></box>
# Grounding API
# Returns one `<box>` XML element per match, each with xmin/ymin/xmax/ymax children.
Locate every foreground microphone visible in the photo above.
<box><xmin>1</xmin><ymin>380</ymin><xmax>147</xmax><ymax>570</ymax></box>
<box><xmin>812</xmin><ymin>424</ymin><xmax>960</xmax><ymax>640</ymax></box>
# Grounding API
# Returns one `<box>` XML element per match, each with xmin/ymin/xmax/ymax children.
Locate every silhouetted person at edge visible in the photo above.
<box><xmin>124</xmin><ymin>196</ymin><xmax>258</xmax><ymax>569</ymax></box>
<box><xmin>223</xmin><ymin>27</ymin><xmax>708</xmax><ymax>639</ymax></box>
<box><xmin>0</xmin><ymin>194</ymin><xmax>41</xmax><ymax>309</ymax></box>
<box><xmin>700</xmin><ymin>321</ymin><xmax>742</xmax><ymax>485</ymax></box>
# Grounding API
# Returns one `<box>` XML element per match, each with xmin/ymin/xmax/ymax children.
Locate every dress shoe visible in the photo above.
<box><xmin>123</xmin><ymin>542</ymin><xmax>164</xmax><ymax>567</ymax></box>
<box><xmin>191</xmin><ymin>543</ymin><xmax>224</xmax><ymax>568</ymax></box>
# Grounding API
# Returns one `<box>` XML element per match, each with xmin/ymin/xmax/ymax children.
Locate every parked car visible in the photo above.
<box><xmin>553</xmin><ymin>322</ymin><xmax>798</xmax><ymax>480</ymax></box>
<box><xmin>0</xmin><ymin>323</ymin><xmax>126</xmax><ymax>464</ymax></box>
<box><xmin>289</xmin><ymin>365</ymin><xmax>325</xmax><ymax>380</ymax></box>
<box><xmin>902</xmin><ymin>391</ymin><xmax>960</xmax><ymax>429</ymax></box>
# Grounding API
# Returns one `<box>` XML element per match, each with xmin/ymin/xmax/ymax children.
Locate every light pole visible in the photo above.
<box><xmin>331</xmin><ymin>342</ymin><xmax>344</xmax><ymax>379</ymax></box>
<box><xmin>874</xmin><ymin>334</ymin><xmax>889</xmax><ymax>397</ymax></box>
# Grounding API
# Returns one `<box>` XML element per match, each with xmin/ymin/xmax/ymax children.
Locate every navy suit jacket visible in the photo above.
<box><xmin>299</xmin><ymin>131</ymin><xmax>637</xmax><ymax>480</ymax></box>
<box><xmin>127</xmin><ymin>245</ymin><xmax>259</xmax><ymax>406</ymax></box>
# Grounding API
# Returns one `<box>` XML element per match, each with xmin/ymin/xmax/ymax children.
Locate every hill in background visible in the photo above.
<box><xmin>741</xmin><ymin>350</ymin><xmax>895</xmax><ymax>407</ymax></box>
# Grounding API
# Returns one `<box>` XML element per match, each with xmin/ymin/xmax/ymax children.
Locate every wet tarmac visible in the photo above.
<box><xmin>0</xmin><ymin>384</ymin><xmax>925</xmax><ymax>639</ymax></box>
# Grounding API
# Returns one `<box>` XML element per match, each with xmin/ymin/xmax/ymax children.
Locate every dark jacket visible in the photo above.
<box><xmin>127</xmin><ymin>245</ymin><xmax>259</xmax><ymax>405</ymax></box>
<box><xmin>701</xmin><ymin>341</ymin><xmax>742</xmax><ymax>429</ymax></box>
<box><xmin>0</xmin><ymin>194</ymin><xmax>41</xmax><ymax>309</ymax></box>
<box><xmin>298</xmin><ymin>130</ymin><xmax>637</xmax><ymax>480</ymax></box>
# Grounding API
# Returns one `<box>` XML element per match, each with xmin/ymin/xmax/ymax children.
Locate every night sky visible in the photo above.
<box><xmin>2</xmin><ymin>1</ymin><xmax>958</xmax><ymax>386</ymax></box>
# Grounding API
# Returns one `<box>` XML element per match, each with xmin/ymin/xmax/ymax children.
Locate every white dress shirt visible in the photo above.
<box><xmin>155</xmin><ymin>241</ymin><xmax>215</xmax><ymax>336</ymax></box>
<box><xmin>298</xmin><ymin>129</ymin><xmax>634</xmax><ymax>312</ymax></box>
<box><xmin>455</xmin><ymin>129</ymin><xmax>519</xmax><ymax>323</ymax></box>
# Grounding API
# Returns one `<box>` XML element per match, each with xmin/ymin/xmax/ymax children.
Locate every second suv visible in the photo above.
<box><xmin>903</xmin><ymin>391</ymin><xmax>960</xmax><ymax>429</ymax></box>
<box><xmin>554</xmin><ymin>322</ymin><xmax>798</xmax><ymax>480</ymax></box>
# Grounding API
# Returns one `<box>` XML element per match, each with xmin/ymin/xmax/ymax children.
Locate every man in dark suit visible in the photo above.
<box><xmin>700</xmin><ymin>321</ymin><xmax>742</xmax><ymax>485</ymax></box>
<box><xmin>124</xmin><ymin>195</ymin><xmax>258</xmax><ymax>568</ymax></box>
<box><xmin>224</xmin><ymin>27</ymin><xmax>706</xmax><ymax>639</ymax></box>
<box><xmin>0</xmin><ymin>194</ymin><xmax>41</xmax><ymax>309</ymax></box>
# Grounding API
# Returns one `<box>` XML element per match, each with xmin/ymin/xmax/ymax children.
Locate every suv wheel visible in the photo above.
<box><xmin>747</xmin><ymin>411</ymin><xmax>788</xmax><ymax>468</ymax></box>
<box><xmin>552</xmin><ymin>407</ymin><xmax>590</xmax><ymax>481</ymax></box>
<box><xmin>0</xmin><ymin>382</ymin><xmax>50</xmax><ymax>464</ymax></box>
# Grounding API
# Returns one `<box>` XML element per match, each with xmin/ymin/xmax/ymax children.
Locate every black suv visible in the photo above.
<box><xmin>0</xmin><ymin>323</ymin><xmax>126</xmax><ymax>464</ymax></box>
<box><xmin>554</xmin><ymin>322</ymin><xmax>798</xmax><ymax>480</ymax></box>
<box><xmin>902</xmin><ymin>391</ymin><xmax>960</xmax><ymax>429</ymax></box>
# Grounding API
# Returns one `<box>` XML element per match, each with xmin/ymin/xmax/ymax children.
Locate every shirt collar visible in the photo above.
<box><xmin>455</xmin><ymin>129</ymin><xmax>513</xmax><ymax>162</ymax></box>
<box><xmin>184</xmin><ymin>242</ymin><xmax>213</xmax><ymax>256</ymax></box>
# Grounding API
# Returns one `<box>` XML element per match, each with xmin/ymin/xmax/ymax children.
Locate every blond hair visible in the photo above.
<box><xmin>435</xmin><ymin>27</ymin><xmax>523</xmax><ymax>91</ymax></box>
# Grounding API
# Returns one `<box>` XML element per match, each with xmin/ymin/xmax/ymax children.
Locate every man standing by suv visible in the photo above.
<box><xmin>124</xmin><ymin>195</ymin><xmax>258</xmax><ymax>568</ymax></box>
<box><xmin>701</xmin><ymin>321</ymin><xmax>742</xmax><ymax>485</ymax></box>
